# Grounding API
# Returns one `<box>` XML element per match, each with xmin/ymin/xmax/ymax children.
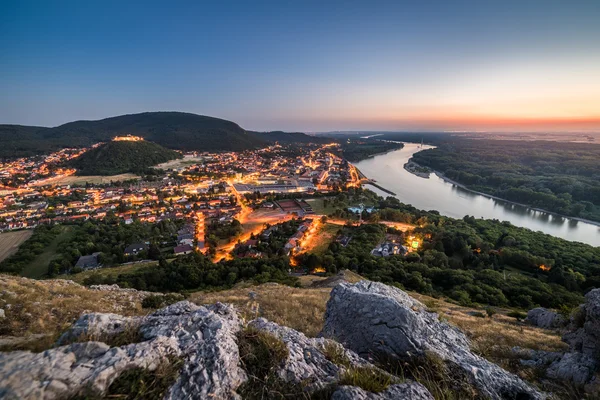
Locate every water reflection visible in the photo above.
<box><xmin>355</xmin><ymin>143</ymin><xmax>600</xmax><ymax>246</ymax></box>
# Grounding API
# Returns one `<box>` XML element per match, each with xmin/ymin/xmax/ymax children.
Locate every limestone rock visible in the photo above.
<box><xmin>250</xmin><ymin>318</ymin><xmax>362</xmax><ymax>388</ymax></box>
<box><xmin>250</xmin><ymin>317</ymin><xmax>432</xmax><ymax>399</ymax></box>
<box><xmin>321</xmin><ymin>281</ymin><xmax>544</xmax><ymax>400</ymax></box>
<box><xmin>0</xmin><ymin>301</ymin><xmax>246</xmax><ymax>400</ymax></box>
<box><xmin>331</xmin><ymin>383</ymin><xmax>434</xmax><ymax>400</ymax></box>
<box><xmin>525</xmin><ymin>307</ymin><xmax>566</xmax><ymax>329</ymax></box>
<box><xmin>546</xmin><ymin>352</ymin><xmax>597</xmax><ymax>386</ymax></box>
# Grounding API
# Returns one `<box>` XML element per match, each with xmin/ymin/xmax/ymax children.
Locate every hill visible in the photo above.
<box><xmin>68</xmin><ymin>139</ymin><xmax>182</xmax><ymax>175</ymax></box>
<box><xmin>5</xmin><ymin>274</ymin><xmax>596</xmax><ymax>398</ymax></box>
<box><xmin>248</xmin><ymin>130</ymin><xmax>334</xmax><ymax>144</ymax></box>
<box><xmin>0</xmin><ymin>112</ymin><xmax>266</xmax><ymax>158</ymax></box>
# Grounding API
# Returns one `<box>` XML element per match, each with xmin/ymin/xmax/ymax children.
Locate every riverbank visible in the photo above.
<box><xmin>433</xmin><ymin>170</ymin><xmax>600</xmax><ymax>228</ymax></box>
<box><xmin>354</xmin><ymin>143</ymin><xmax>600</xmax><ymax>246</ymax></box>
<box><xmin>403</xmin><ymin>160</ymin><xmax>431</xmax><ymax>179</ymax></box>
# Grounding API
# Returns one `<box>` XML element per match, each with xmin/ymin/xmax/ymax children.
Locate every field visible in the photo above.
<box><xmin>304</xmin><ymin>198</ymin><xmax>336</xmax><ymax>215</ymax></box>
<box><xmin>155</xmin><ymin>155</ymin><xmax>204</xmax><ymax>170</ymax></box>
<box><xmin>30</xmin><ymin>173</ymin><xmax>140</xmax><ymax>186</ymax></box>
<box><xmin>0</xmin><ymin>230</ymin><xmax>33</xmax><ymax>263</ymax></box>
<box><xmin>61</xmin><ymin>261</ymin><xmax>160</xmax><ymax>284</ymax></box>
<box><xmin>20</xmin><ymin>226</ymin><xmax>74</xmax><ymax>279</ymax></box>
<box><xmin>302</xmin><ymin>223</ymin><xmax>340</xmax><ymax>256</ymax></box>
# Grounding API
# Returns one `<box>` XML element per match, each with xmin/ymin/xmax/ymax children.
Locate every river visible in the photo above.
<box><xmin>354</xmin><ymin>142</ymin><xmax>600</xmax><ymax>247</ymax></box>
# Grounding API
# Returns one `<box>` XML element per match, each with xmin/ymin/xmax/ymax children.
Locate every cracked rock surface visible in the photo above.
<box><xmin>0</xmin><ymin>301</ymin><xmax>246</xmax><ymax>400</ymax></box>
<box><xmin>321</xmin><ymin>281</ymin><xmax>545</xmax><ymax>400</ymax></box>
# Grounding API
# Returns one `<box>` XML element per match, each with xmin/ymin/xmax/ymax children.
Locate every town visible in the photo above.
<box><xmin>0</xmin><ymin>138</ymin><xmax>394</xmax><ymax>276</ymax></box>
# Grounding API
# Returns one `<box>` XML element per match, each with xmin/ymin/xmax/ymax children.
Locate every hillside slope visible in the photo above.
<box><xmin>69</xmin><ymin>140</ymin><xmax>181</xmax><ymax>175</ymax></box>
<box><xmin>248</xmin><ymin>130</ymin><xmax>334</xmax><ymax>144</ymax></box>
<box><xmin>0</xmin><ymin>112</ymin><xmax>266</xmax><ymax>158</ymax></box>
<box><xmin>3</xmin><ymin>274</ymin><xmax>587</xmax><ymax>398</ymax></box>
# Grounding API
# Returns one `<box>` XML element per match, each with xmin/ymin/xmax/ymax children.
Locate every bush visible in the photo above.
<box><xmin>507</xmin><ymin>311</ymin><xmax>527</xmax><ymax>321</ymax></box>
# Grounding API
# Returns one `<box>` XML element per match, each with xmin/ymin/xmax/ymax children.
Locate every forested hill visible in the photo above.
<box><xmin>248</xmin><ymin>130</ymin><xmax>334</xmax><ymax>144</ymax></box>
<box><xmin>0</xmin><ymin>112</ymin><xmax>265</xmax><ymax>158</ymax></box>
<box><xmin>68</xmin><ymin>140</ymin><xmax>181</xmax><ymax>175</ymax></box>
<box><xmin>412</xmin><ymin>139</ymin><xmax>600</xmax><ymax>222</ymax></box>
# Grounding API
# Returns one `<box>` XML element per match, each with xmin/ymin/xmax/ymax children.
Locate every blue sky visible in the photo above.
<box><xmin>1</xmin><ymin>0</ymin><xmax>599</xmax><ymax>131</ymax></box>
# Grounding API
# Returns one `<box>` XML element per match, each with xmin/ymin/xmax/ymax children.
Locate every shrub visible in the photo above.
<box><xmin>485</xmin><ymin>307</ymin><xmax>496</xmax><ymax>318</ymax></box>
<box><xmin>507</xmin><ymin>311</ymin><xmax>527</xmax><ymax>321</ymax></box>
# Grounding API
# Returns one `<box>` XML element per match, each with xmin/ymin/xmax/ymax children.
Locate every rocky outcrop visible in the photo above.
<box><xmin>321</xmin><ymin>281</ymin><xmax>545</xmax><ymax>400</ymax></box>
<box><xmin>8</xmin><ymin>280</ymin><xmax>585</xmax><ymax>399</ymax></box>
<box><xmin>517</xmin><ymin>288</ymin><xmax>600</xmax><ymax>393</ymax></box>
<box><xmin>525</xmin><ymin>307</ymin><xmax>566</xmax><ymax>329</ymax></box>
<box><xmin>331</xmin><ymin>383</ymin><xmax>434</xmax><ymax>400</ymax></box>
<box><xmin>249</xmin><ymin>318</ymin><xmax>433</xmax><ymax>399</ymax></box>
<box><xmin>0</xmin><ymin>301</ymin><xmax>246</xmax><ymax>400</ymax></box>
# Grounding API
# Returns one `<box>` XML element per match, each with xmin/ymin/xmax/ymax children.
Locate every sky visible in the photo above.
<box><xmin>1</xmin><ymin>0</ymin><xmax>599</xmax><ymax>132</ymax></box>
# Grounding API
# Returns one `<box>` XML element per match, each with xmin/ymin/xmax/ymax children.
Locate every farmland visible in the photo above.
<box><xmin>0</xmin><ymin>230</ymin><xmax>33</xmax><ymax>263</ymax></box>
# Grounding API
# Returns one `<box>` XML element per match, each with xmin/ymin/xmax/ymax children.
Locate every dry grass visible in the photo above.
<box><xmin>59</xmin><ymin>261</ymin><xmax>160</xmax><ymax>284</ymax></box>
<box><xmin>191</xmin><ymin>277</ymin><xmax>566</xmax><ymax>378</ymax></box>
<box><xmin>338</xmin><ymin>365</ymin><xmax>397</xmax><ymax>393</ymax></box>
<box><xmin>0</xmin><ymin>230</ymin><xmax>33</xmax><ymax>262</ymax></box>
<box><xmin>0</xmin><ymin>272</ymin><xmax>568</xmax><ymax>395</ymax></box>
<box><xmin>30</xmin><ymin>173</ymin><xmax>140</xmax><ymax>186</ymax></box>
<box><xmin>0</xmin><ymin>274</ymin><xmax>149</xmax><ymax>351</ymax></box>
<box><xmin>190</xmin><ymin>283</ymin><xmax>331</xmax><ymax>337</ymax></box>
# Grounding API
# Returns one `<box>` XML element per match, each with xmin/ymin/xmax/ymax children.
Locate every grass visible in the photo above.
<box><xmin>338</xmin><ymin>366</ymin><xmax>397</xmax><ymax>393</ymax></box>
<box><xmin>61</xmin><ymin>320</ymin><xmax>144</xmax><ymax>348</ymax></box>
<box><xmin>375</xmin><ymin>351</ymin><xmax>478</xmax><ymax>400</ymax></box>
<box><xmin>0</xmin><ymin>274</ymin><xmax>149</xmax><ymax>351</ymax></box>
<box><xmin>30</xmin><ymin>173</ymin><xmax>140</xmax><ymax>187</ymax></box>
<box><xmin>59</xmin><ymin>261</ymin><xmax>160</xmax><ymax>284</ymax></box>
<box><xmin>190</xmin><ymin>283</ymin><xmax>331</xmax><ymax>337</ymax></box>
<box><xmin>304</xmin><ymin>198</ymin><xmax>337</xmax><ymax>215</ymax></box>
<box><xmin>0</xmin><ymin>272</ymin><xmax>571</xmax><ymax>395</ymax></box>
<box><xmin>237</xmin><ymin>326</ymin><xmax>293</xmax><ymax>399</ymax></box>
<box><xmin>321</xmin><ymin>341</ymin><xmax>351</xmax><ymax>368</ymax></box>
<box><xmin>20</xmin><ymin>225</ymin><xmax>74</xmax><ymax>279</ymax></box>
<box><xmin>73</xmin><ymin>357</ymin><xmax>183</xmax><ymax>400</ymax></box>
<box><xmin>310</xmin><ymin>223</ymin><xmax>340</xmax><ymax>256</ymax></box>
<box><xmin>0</xmin><ymin>230</ymin><xmax>33</xmax><ymax>263</ymax></box>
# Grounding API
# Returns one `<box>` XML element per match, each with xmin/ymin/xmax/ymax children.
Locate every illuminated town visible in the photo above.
<box><xmin>0</xmin><ymin>139</ymin><xmax>413</xmax><ymax>273</ymax></box>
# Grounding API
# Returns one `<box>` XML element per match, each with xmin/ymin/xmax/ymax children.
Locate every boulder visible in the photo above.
<box><xmin>0</xmin><ymin>301</ymin><xmax>246</xmax><ymax>400</ymax></box>
<box><xmin>525</xmin><ymin>307</ymin><xmax>566</xmax><ymax>329</ymax></box>
<box><xmin>321</xmin><ymin>281</ymin><xmax>544</xmax><ymax>400</ymax></box>
<box><xmin>331</xmin><ymin>383</ymin><xmax>433</xmax><ymax>400</ymax></box>
<box><xmin>250</xmin><ymin>317</ymin><xmax>433</xmax><ymax>399</ymax></box>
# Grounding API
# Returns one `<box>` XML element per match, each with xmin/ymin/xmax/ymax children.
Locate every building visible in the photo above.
<box><xmin>124</xmin><ymin>243</ymin><xmax>149</xmax><ymax>256</ymax></box>
<box><xmin>371</xmin><ymin>243</ymin><xmax>408</xmax><ymax>257</ymax></box>
<box><xmin>75</xmin><ymin>252</ymin><xmax>101</xmax><ymax>269</ymax></box>
<box><xmin>174</xmin><ymin>244</ymin><xmax>194</xmax><ymax>256</ymax></box>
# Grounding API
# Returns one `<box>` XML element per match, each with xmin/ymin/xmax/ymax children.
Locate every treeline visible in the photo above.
<box><xmin>0</xmin><ymin>225</ymin><xmax>63</xmax><ymax>274</ymax></box>
<box><xmin>412</xmin><ymin>139</ymin><xmax>600</xmax><ymax>222</ymax></box>
<box><xmin>82</xmin><ymin>254</ymin><xmax>298</xmax><ymax>292</ymax></box>
<box><xmin>47</xmin><ymin>218</ymin><xmax>184</xmax><ymax>276</ymax></box>
<box><xmin>338</xmin><ymin>139</ymin><xmax>404</xmax><ymax>162</ymax></box>
<box><xmin>300</xmin><ymin>191</ymin><xmax>600</xmax><ymax>310</ymax></box>
<box><xmin>234</xmin><ymin>219</ymin><xmax>303</xmax><ymax>258</ymax></box>
<box><xmin>0</xmin><ymin>217</ymin><xmax>184</xmax><ymax>277</ymax></box>
<box><xmin>68</xmin><ymin>140</ymin><xmax>181</xmax><ymax>175</ymax></box>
